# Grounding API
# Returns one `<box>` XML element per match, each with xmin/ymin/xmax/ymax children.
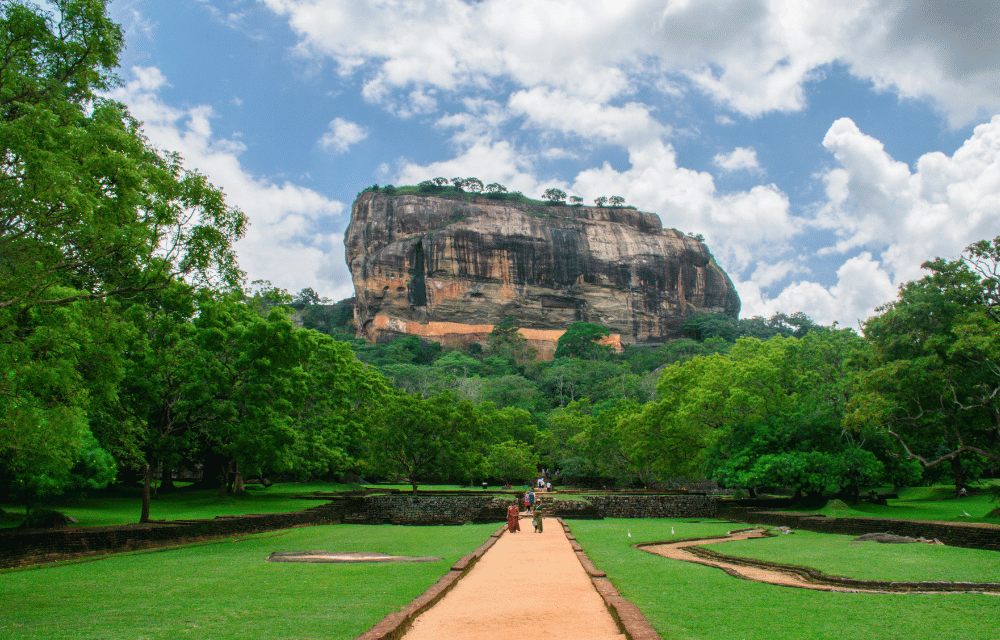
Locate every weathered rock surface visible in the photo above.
<box><xmin>345</xmin><ymin>192</ymin><xmax>740</xmax><ymax>357</ymax></box>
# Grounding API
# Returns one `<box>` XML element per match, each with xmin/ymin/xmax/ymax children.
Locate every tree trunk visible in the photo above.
<box><xmin>950</xmin><ymin>454</ymin><xmax>966</xmax><ymax>492</ymax></box>
<box><xmin>233</xmin><ymin>461</ymin><xmax>245</xmax><ymax>495</ymax></box>
<box><xmin>160</xmin><ymin>463</ymin><xmax>176</xmax><ymax>492</ymax></box>
<box><xmin>140</xmin><ymin>464</ymin><xmax>152</xmax><ymax>523</ymax></box>
<box><xmin>218</xmin><ymin>460</ymin><xmax>229</xmax><ymax>498</ymax></box>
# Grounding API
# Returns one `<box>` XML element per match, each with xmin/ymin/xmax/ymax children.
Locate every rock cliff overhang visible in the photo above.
<box><xmin>344</xmin><ymin>192</ymin><xmax>740</xmax><ymax>357</ymax></box>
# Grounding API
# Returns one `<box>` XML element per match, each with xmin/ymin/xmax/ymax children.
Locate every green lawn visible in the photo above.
<box><xmin>786</xmin><ymin>483</ymin><xmax>1000</xmax><ymax>524</ymax></box>
<box><xmin>570</xmin><ymin>518</ymin><xmax>1000</xmax><ymax>640</ymax></box>
<box><xmin>0</xmin><ymin>523</ymin><xmax>495</xmax><ymax>640</ymax></box>
<box><xmin>718</xmin><ymin>529</ymin><xmax>1000</xmax><ymax>583</ymax></box>
<box><xmin>0</xmin><ymin>482</ymin><xmax>349</xmax><ymax>529</ymax></box>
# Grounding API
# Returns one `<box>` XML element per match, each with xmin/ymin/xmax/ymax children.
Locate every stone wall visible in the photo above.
<box><xmin>588</xmin><ymin>494</ymin><xmax>718</xmax><ymax>518</ymax></box>
<box><xmin>0</xmin><ymin>503</ymin><xmax>349</xmax><ymax>568</ymax></box>
<box><xmin>724</xmin><ymin>508</ymin><xmax>1000</xmax><ymax>551</ymax></box>
<box><xmin>344</xmin><ymin>494</ymin><xmax>514</xmax><ymax>525</ymax></box>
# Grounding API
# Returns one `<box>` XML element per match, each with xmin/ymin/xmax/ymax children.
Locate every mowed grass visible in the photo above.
<box><xmin>0</xmin><ymin>482</ymin><xmax>348</xmax><ymax>529</ymax></box>
<box><xmin>0</xmin><ymin>523</ymin><xmax>496</xmax><ymax>640</ymax></box>
<box><xmin>788</xmin><ymin>483</ymin><xmax>1000</xmax><ymax>523</ymax></box>
<box><xmin>569</xmin><ymin>518</ymin><xmax>1000</xmax><ymax>640</ymax></box>
<box><xmin>718</xmin><ymin>529</ymin><xmax>1000</xmax><ymax>583</ymax></box>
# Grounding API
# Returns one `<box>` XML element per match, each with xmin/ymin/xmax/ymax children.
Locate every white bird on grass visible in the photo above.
<box><xmin>963</xmin><ymin>511</ymin><xmax>971</xmax><ymax>517</ymax></box>
<box><xmin>627</xmin><ymin>529</ymin><xmax>631</xmax><ymax>539</ymax></box>
<box><xmin>671</xmin><ymin>526</ymin><xmax>675</xmax><ymax>535</ymax></box>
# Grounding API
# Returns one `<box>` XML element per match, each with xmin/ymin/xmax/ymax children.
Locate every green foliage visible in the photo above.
<box><xmin>487</xmin><ymin>440</ymin><xmax>538</xmax><ymax>484</ymax></box>
<box><xmin>680</xmin><ymin>312</ymin><xmax>738</xmax><ymax>342</ymax></box>
<box><xmin>737</xmin><ymin>311</ymin><xmax>819</xmax><ymax>340</ymax></box>
<box><xmin>366</xmin><ymin>391</ymin><xmax>486</xmax><ymax>492</ymax></box>
<box><xmin>554</xmin><ymin>322</ymin><xmax>613</xmax><ymax>360</ymax></box>
<box><xmin>847</xmin><ymin>236</ymin><xmax>1000</xmax><ymax>488</ymax></box>
<box><xmin>542</xmin><ymin>187</ymin><xmax>567</xmax><ymax>204</ymax></box>
<box><xmin>487</xmin><ymin>316</ymin><xmax>536</xmax><ymax>363</ymax></box>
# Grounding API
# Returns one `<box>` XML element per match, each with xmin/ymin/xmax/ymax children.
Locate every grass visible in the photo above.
<box><xmin>569</xmin><ymin>518</ymin><xmax>1000</xmax><ymax>640</ymax></box>
<box><xmin>0</xmin><ymin>482</ymin><xmax>349</xmax><ymax>529</ymax></box>
<box><xmin>718</xmin><ymin>529</ymin><xmax>1000</xmax><ymax>583</ymax></box>
<box><xmin>786</xmin><ymin>483</ymin><xmax>1000</xmax><ymax>524</ymax></box>
<box><xmin>0</xmin><ymin>522</ymin><xmax>496</xmax><ymax>640</ymax></box>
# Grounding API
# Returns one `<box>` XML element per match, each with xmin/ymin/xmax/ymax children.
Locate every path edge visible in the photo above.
<box><xmin>559</xmin><ymin>518</ymin><xmax>662</xmax><ymax>640</ymax></box>
<box><xmin>354</xmin><ymin>524</ymin><xmax>507</xmax><ymax>640</ymax></box>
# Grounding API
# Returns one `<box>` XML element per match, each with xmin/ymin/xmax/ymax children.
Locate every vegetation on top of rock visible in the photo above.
<box><xmin>358</xmin><ymin>179</ymin><xmax>636</xmax><ymax>210</ymax></box>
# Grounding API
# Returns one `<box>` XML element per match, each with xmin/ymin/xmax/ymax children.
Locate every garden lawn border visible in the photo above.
<box><xmin>560</xmin><ymin>518</ymin><xmax>661</xmax><ymax>640</ymax></box>
<box><xmin>354</xmin><ymin>524</ymin><xmax>506</xmax><ymax>640</ymax></box>
<box><xmin>724</xmin><ymin>507</ymin><xmax>1000</xmax><ymax>551</ymax></box>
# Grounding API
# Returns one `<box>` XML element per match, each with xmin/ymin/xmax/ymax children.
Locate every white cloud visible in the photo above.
<box><xmin>714</xmin><ymin>146</ymin><xmax>760</xmax><ymax>172</ymax></box>
<box><xmin>262</xmin><ymin>0</ymin><xmax>1000</xmax><ymax>125</ymax></box>
<box><xmin>509</xmin><ymin>87</ymin><xmax>669</xmax><ymax>147</ymax></box>
<box><xmin>318</xmin><ymin>117</ymin><xmax>368</xmax><ymax>154</ymax></box>
<box><xmin>108</xmin><ymin>67</ymin><xmax>353</xmax><ymax>301</ymax></box>
<box><xmin>815</xmin><ymin>116</ymin><xmax>1000</xmax><ymax>284</ymax></box>
<box><xmin>571</xmin><ymin>140</ymin><xmax>798</xmax><ymax>275</ymax></box>
<box><xmin>736</xmin><ymin>252</ymin><xmax>898</xmax><ymax>328</ymax></box>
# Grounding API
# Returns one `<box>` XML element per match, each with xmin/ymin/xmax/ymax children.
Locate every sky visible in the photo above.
<box><xmin>106</xmin><ymin>0</ymin><xmax>1000</xmax><ymax>330</ymax></box>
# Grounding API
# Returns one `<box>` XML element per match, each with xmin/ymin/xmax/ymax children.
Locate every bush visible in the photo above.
<box><xmin>24</xmin><ymin>508</ymin><xmax>72</xmax><ymax>529</ymax></box>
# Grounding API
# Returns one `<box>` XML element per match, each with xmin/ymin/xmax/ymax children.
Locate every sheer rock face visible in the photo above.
<box><xmin>345</xmin><ymin>192</ymin><xmax>740</xmax><ymax>357</ymax></box>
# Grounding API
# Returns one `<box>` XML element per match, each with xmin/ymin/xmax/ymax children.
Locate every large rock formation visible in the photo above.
<box><xmin>345</xmin><ymin>192</ymin><xmax>740</xmax><ymax>358</ymax></box>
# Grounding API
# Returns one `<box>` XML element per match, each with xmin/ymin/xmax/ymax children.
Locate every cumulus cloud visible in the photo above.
<box><xmin>571</xmin><ymin>140</ymin><xmax>798</xmax><ymax>275</ymax></box>
<box><xmin>108</xmin><ymin>67</ymin><xmax>353</xmax><ymax>300</ymax></box>
<box><xmin>816</xmin><ymin>116</ymin><xmax>1000</xmax><ymax>284</ymax></box>
<box><xmin>262</xmin><ymin>0</ymin><xmax>1000</xmax><ymax>124</ymax></box>
<box><xmin>742</xmin><ymin>115</ymin><xmax>1000</xmax><ymax>325</ymax></box>
<box><xmin>736</xmin><ymin>253</ymin><xmax>898</xmax><ymax>328</ymax></box>
<box><xmin>318</xmin><ymin>117</ymin><xmax>368</xmax><ymax>154</ymax></box>
<box><xmin>714</xmin><ymin>146</ymin><xmax>760</xmax><ymax>172</ymax></box>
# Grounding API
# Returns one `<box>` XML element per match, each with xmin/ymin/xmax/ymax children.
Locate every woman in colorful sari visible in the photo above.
<box><xmin>507</xmin><ymin>503</ymin><xmax>521</xmax><ymax>533</ymax></box>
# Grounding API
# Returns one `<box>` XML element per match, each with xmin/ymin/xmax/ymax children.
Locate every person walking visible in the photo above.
<box><xmin>506</xmin><ymin>502</ymin><xmax>521</xmax><ymax>533</ymax></box>
<box><xmin>527</xmin><ymin>490</ymin><xmax>535</xmax><ymax>514</ymax></box>
<box><xmin>533</xmin><ymin>508</ymin><xmax>543</xmax><ymax>533</ymax></box>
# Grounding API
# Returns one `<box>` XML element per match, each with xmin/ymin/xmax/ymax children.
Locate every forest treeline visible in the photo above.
<box><xmin>2</xmin><ymin>2</ymin><xmax>998</xmax><ymax>522</ymax></box>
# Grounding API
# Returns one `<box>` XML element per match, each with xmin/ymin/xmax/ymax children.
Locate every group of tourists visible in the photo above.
<box><xmin>506</xmin><ymin>490</ymin><xmax>543</xmax><ymax>534</ymax></box>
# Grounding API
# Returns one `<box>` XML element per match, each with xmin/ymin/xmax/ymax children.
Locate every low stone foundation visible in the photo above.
<box><xmin>723</xmin><ymin>507</ymin><xmax>1000</xmax><ymax>552</ymax></box>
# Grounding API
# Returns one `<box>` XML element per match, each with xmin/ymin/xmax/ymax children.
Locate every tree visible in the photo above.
<box><xmin>487</xmin><ymin>316</ymin><xmax>536</xmax><ymax>362</ymax></box>
<box><xmin>292</xmin><ymin>287</ymin><xmax>322</xmax><ymax>307</ymax></box>
<box><xmin>450</xmin><ymin>177</ymin><xmax>465</xmax><ymax>191</ymax></box>
<box><xmin>681</xmin><ymin>313</ymin><xmax>738</xmax><ymax>342</ymax></box>
<box><xmin>554</xmin><ymin>322</ymin><xmax>613</xmax><ymax>360</ymax></box>
<box><xmin>367</xmin><ymin>391</ymin><xmax>484</xmax><ymax>493</ymax></box>
<box><xmin>542</xmin><ymin>188</ymin><xmax>567</xmax><ymax>204</ymax></box>
<box><xmin>0</xmin><ymin>1</ymin><xmax>245</xmax><ymax>510</ymax></box>
<box><xmin>608</xmin><ymin>195</ymin><xmax>625</xmax><ymax>207</ymax></box>
<box><xmin>0</xmin><ymin>1</ymin><xmax>245</xmax><ymax>315</ymax></box>
<box><xmin>432</xmin><ymin>177</ymin><xmax>449</xmax><ymax>187</ymax></box>
<box><xmin>568</xmin><ymin>196</ymin><xmax>583</xmax><ymax>206</ymax></box>
<box><xmin>485</xmin><ymin>182</ymin><xmax>507</xmax><ymax>194</ymax></box>
<box><xmin>462</xmin><ymin>177</ymin><xmax>484</xmax><ymax>193</ymax></box>
<box><xmin>594</xmin><ymin>196</ymin><xmax>609</xmax><ymax>207</ymax></box>
<box><xmin>487</xmin><ymin>440</ymin><xmax>537</xmax><ymax>486</ymax></box>
<box><xmin>847</xmin><ymin>237</ymin><xmax>1000</xmax><ymax>489</ymax></box>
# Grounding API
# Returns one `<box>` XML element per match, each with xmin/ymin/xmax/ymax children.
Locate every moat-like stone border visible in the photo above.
<box><xmin>266</xmin><ymin>551</ymin><xmax>441</xmax><ymax>563</ymax></box>
<box><xmin>636</xmin><ymin>530</ymin><xmax>1000</xmax><ymax>594</ymax></box>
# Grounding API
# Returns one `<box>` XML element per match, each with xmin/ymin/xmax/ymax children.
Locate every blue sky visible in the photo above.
<box><xmin>107</xmin><ymin>0</ymin><xmax>1000</xmax><ymax>329</ymax></box>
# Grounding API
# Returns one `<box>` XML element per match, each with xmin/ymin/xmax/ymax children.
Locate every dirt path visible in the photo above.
<box><xmin>639</xmin><ymin>530</ymin><xmax>1000</xmax><ymax>594</ymax></box>
<box><xmin>403</xmin><ymin>516</ymin><xmax>625</xmax><ymax>640</ymax></box>
<box><xmin>640</xmin><ymin>530</ymin><xmax>872</xmax><ymax>592</ymax></box>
